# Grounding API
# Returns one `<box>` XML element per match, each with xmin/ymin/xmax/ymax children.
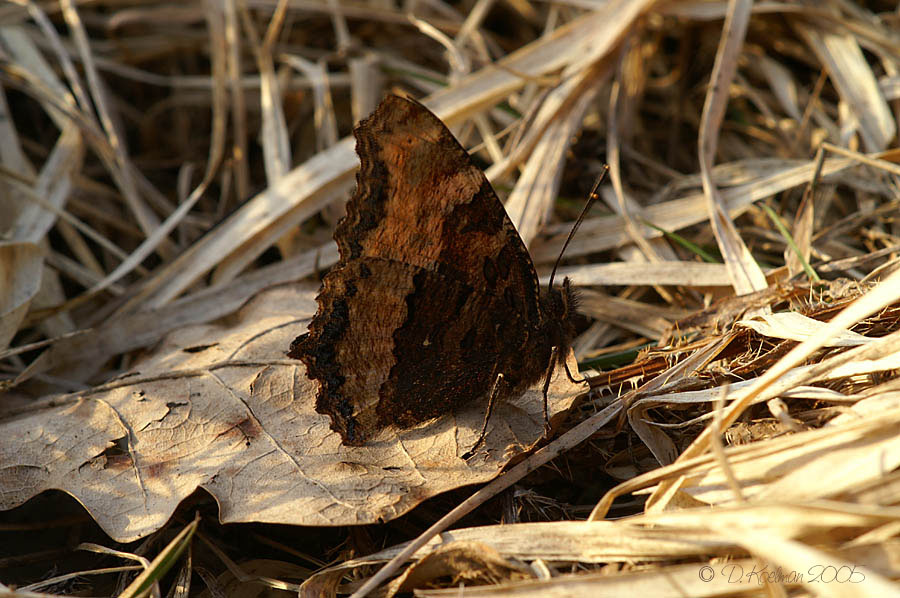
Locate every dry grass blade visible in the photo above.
<box><xmin>546</xmin><ymin>261</ymin><xmax>734</xmax><ymax>287</ymax></box>
<box><xmin>698</xmin><ymin>0</ymin><xmax>767</xmax><ymax>296</ymax></box>
<box><xmin>531</xmin><ymin>155</ymin><xmax>858</xmax><ymax>263</ymax></box>
<box><xmin>504</xmin><ymin>77</ymin><xmax>603</xmax><ymax>245</ymax></box>
<box><xmin>795</xmin><ymin>20</ymin><xmax>895</xmax><ymax>152</ymax></box>
<box><xmin>243</xmin><ymin>0</ymin><xmax>291</xmax><ymax>183</ymax></box>
<box><xmin>117</xmin><ymin>516</ymin><xmax>198</xmax><ymax>598</ymax></box>
<box><xmin>58</xmin><ymin>0</ymin><xmax>159</xmax><ymax>239</ymax></box>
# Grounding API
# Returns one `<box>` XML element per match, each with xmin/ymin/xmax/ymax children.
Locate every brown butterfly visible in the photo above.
<box><xmin>290</xmin><ymin>95</ymin><xmax>578</xmax><ymax>446</ymax></box>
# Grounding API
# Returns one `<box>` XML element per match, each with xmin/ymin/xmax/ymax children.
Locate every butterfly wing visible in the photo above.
<box><xmin>337</xmin><ymin>95</ymin><xmax>545</xmax><ymax>324</ymax></box>
<box><xmin>292</xmin><ymin>96</ymin><xmax>554</xmax><ymax>445</ymax></box>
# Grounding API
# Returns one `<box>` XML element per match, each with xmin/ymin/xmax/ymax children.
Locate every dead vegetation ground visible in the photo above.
<box><xmin>2</xmin><ymin>0</ymin><xmax>900</xmax><ymax>597</ymax></box>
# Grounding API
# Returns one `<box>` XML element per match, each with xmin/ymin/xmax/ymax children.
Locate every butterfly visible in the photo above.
<box><xmin>290</xmin><ymin>95</ymin><xmax>578</xmax><ymax>446</ymax></box>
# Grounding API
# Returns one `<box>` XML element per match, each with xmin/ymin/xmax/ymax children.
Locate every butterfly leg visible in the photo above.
<box><xmin>541</xmin><ymin>346</ymin><xmax>560</xmax><ymax>434</ymax></box>
<box><xmin>463</xmin><ymin>372</ymin><xmax>505</xmax><ymax>459</ymax></box>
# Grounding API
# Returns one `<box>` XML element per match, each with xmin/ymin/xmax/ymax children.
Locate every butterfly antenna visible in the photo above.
<box><xmin>547</xmin><ymin>165</ymin><xmax>609</xmax><ymax>290</ymax></box>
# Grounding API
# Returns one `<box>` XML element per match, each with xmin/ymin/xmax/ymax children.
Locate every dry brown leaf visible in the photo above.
<box><xmin>0</xmin><ymin>285</ymin><xmax>585</xmax><ymax>541</ymax></box>
<box><xmin>13</xmin><ymin>243</ymin><xmax>339</xmax><ymax>386</ymax></box>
